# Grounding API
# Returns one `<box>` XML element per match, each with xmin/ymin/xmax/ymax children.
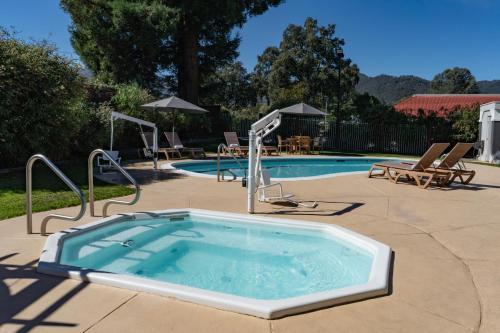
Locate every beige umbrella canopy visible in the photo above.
<box><xmin>279</xmin><ymin>103</ymin><xmax>327</xmax><ymax>116</ymax></box>
<box><xmin>141</xmin><ymin>96</ymin><xmax>209</xmax><ymax>114</ymax></box>
<box><xmin>141</xmin><ymin>96</ymin><xmax>209</xmax><ymax>146</ymax></box>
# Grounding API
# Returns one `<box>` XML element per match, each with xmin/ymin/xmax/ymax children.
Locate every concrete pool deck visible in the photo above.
<box><xmin>1</xmin><ymin>159</ymin><xmax>500</xmax><ymax>332</ymax></box>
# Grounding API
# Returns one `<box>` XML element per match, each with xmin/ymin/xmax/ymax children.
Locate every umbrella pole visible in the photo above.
<box><xmin>110</xmin><ymin>113</ymin><xmax>114</xmax><ymax>151</ymax></box>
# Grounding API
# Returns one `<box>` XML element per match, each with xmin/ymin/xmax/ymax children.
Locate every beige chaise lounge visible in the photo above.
<box><xmin>164</xmin><ymin>132</ymin><xmax>206</xmax><ymax>158</ymax></box>
<box><xmin>141</xmin><ymin>132</ymin><xmax>181</xmax><ymax>160</ymax></box>
<box><xmin>224</xmin><ymin>132</ymin><xmax>249</xmax><ymax>156</ymax></box>
<box><xmin>224</xmin><ymin>132</ymin><xmax>278</xmax><ymax>156</ymax></box>
<box><xmin>368</xmin><ymin>143</ymin><xmax>452</xmax><ymax>189</ymax></box>
<box><xmin>431</xmin><ymin>142</ymin><xmax>475</xmax><ymax>185</ymax></box>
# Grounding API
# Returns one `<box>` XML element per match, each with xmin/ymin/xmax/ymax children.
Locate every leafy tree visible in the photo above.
<box><xmin>265</xmin><ymin>18</ymin><xmax>359</xmax><ymax>117</ymax></box>
<box><xmin>201</xmin><ymin>61</ymin><xmax>256</xmax><ymax>110</ymax></box>
<box><xmin>252</xmin><ymin>46</ymin><xmax>279</xmax><ymax>105</ymax></box>
<box><xmin>60</xmin><ymin>0</ymin><xmax>176</xmax><ymax>92</ymax></box>
<box><xmin>350</xmin><ymin>93</ymin><xmax>408</xmax><ymax>126</ymax></box>
<box><xmin>430</xmin><ymin>67</ymin><xmax>479</xmax><ymax>94</ymax></box>
<box><xmin>449</xmin><ymin>105</ymin><xmax>480</xmax><ymax>142</ymax></box>
<box><xmin>61</xmin><ymin>0</ymin><xmax>283</xmax><ymax>102</ymax></box>
<box><xmin>0</xmin><ymin>28</ymin><xmax>85</xmax><ymax>167</ymax></box>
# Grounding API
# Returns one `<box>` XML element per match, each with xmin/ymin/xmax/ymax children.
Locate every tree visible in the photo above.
<box><xmin>252</xmin><ymin>46</ymin><xmax>279</xmax><ymax>105</ymax></box>
<box><xmin>201</xmin><ymin>61</ymin><xmax>256</xmax><ymax>109</ymax></box>
<box><xmin>61</xmin><ymin>0</ymin><xmax>283</xmax><ymax>102</ymax></box>
<box><xmin>430</xmin><ymin>67</ymin><xmax>479</xmax><ymax>94</ymax></box>
<box><xmin>450</xmin><ymin>105</ymin><xmax>480</xmax><ymax>142</ymax></box>
<box><xmin>60</xmin><ymin>0</ymin><xmax>176</xmax><ymax>92</ymax></box>
<box><xmin>265</xmin><ymin>18</ymin><xmax>359</xmax><ymax>114</ymax></box>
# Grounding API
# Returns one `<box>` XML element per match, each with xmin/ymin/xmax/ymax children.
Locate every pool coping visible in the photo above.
<box><xmin>161</xmin><ymin>155</ymin><xmax>407</xmax><ymax>181</ymax></box>
<box><xmin>37</xmin><ymin>209</ymin><xmax>392</xmax><ymax>319</ymax></box>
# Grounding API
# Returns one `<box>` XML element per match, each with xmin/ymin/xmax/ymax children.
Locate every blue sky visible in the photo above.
<box><xmin>1</xmin><ymin>0</ymin><xmax>499</xmax><ymax>80</ymax></box>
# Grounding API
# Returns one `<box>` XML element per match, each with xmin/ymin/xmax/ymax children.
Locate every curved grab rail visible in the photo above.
<box><xmin>88</xmin><ymin>149</ymin><xmax>141</xmax><ymax>217</ymax></box>
<box><xmin>26</xmin><ymin>154</ymin><xmax>86</xmax><ymax>236</ymax></box>
<box><xmin>216</xmin><ymin>143</ymin><xmax>246</xmax><ymax>182</ymax></box>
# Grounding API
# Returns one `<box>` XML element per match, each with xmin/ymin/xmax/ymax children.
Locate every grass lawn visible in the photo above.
<box><xmin>0</xmin><ymin>162</ymin><xmax>135</xmax><ymax>220</ymax></box>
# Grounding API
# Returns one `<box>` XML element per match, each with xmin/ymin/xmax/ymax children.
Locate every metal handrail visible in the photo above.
<box><xmin>216</xmin><ymin>143</ymin><xmax>246</xmax><ymax>182</ymax></box>
<box><xmin>26</xmin><ymin>154</ymin><xmax>86</xmax><ymax>236</ymax></box>
<box><xmin>88</xmin><ymin>149</ymin><xmax>141</xmax><ymax>217</ymax></box>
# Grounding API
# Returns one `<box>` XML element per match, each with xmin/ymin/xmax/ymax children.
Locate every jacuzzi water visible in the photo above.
<box><xmin>171</xmin><ymin>157</ymin><xmax>393</xmax><ymax>179</ymax></box>
<box><xmin>58</xmin><ymin>214</ymin><xmax>373</xmax><ymax>300</ymax></box>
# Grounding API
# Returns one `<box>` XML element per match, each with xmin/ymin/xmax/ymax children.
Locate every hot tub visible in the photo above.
<box><xmin>38</xmin><ymin>209</ymin><xmax>391</xmax><ymax>318</ymax></box>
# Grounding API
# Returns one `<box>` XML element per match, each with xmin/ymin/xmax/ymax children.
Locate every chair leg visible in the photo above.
<box><xmin>461</xmin><ymin>171</ymin><xmax>475</xmax><ymax>184</ymax></box>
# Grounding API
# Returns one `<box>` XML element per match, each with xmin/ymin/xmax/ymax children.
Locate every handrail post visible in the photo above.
<box><xmin>88</xmin><ymin>149</ymin><xmax>140</xmax><ymax>217</ymax></box>
<box><xmin>26</xmin><ymin>154</ymin><xmax>86</xmax><ymax>235</ymax></box>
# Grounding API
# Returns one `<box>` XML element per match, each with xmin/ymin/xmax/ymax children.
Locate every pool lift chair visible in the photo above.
<box><xmin>247</xmin><ymin>109</ymin><xmax>317</xmax><ymax>212</ymax></box>
<box><xmin>258</xmin><ymin>169</ymin><xmax>317</xmax><ymax>208</ymax></box>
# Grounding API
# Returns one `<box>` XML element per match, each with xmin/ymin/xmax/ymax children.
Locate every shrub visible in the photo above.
<box><xmin>0</xmin><ymin>28</ymin><xmax>85</xmax><ymax>167</ymax></box>
<box><xmin>450</xmin><ymin>106</ymin><xmax>479</xmax><ymax>142</ymax></box>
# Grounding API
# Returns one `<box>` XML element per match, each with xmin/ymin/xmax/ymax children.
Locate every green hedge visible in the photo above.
<box><xmin>0</xmin><ymin>29</ymin><xmax>85</xmax><ymax>168</ymax></box>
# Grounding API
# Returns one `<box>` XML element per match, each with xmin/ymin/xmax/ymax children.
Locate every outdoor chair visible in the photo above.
<box><xmin>277</xmin><ymin>135</ymin><xmax>291</xmax><ymax>154</ymax></box>
<box><xmin>298</xmin><ymin>136</ymin><xmax>312</xmax><ymax>154</ymax></box>
<box><xmin>368</xmin><ymin>143</ymin><xmax>452</xmax><ymax>189</ymax></box>
<box><xmin>164</xmin><ymin>132</ymin><xmax>206</xmax><ymax>158</ymax></box>
<box><xmin>141</xmin><ymin>132</ymin><xmax>181</xmax><ymax>160</ymax></box>
<box><xmin>258</xmin><ymin>169</ymin><xmax>317</xmax><ymax>208</ymax></box>
<box><xmin>312</xmin><ymin>136</ymin><xmax>325</xmax><ymax>152</ymax></box>
<box><xmin>432</xmin><ymin>143</ymin><xmax>475</xmax><ymax>185</ymax></box>
<box><xmin>224</xmin><ymin>132</ymin><xmax>249</xmax><ymax>156</ymax></box>
<box><xmin>97</xmin><ymin>150</ymin><xmax>121</xmax><ymax>174</ymax></box>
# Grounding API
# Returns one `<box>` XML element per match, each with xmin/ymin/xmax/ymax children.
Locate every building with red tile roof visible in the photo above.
<box><xmin>394</xmin><ymin>94</ymin><xmax>500</xmax><ymax>117</ymax></box>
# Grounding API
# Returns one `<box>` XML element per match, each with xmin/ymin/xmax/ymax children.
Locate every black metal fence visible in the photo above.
<box><xmin>231</xmin><ymin>116</ymin><xmax>428</xmax><ymax>156</ymax></box>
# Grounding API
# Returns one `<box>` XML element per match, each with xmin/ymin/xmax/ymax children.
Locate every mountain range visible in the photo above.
<box><xmin>356</xmin><ymin>73</ymin><xmax>500</xmax><ymax>105</ymax></box>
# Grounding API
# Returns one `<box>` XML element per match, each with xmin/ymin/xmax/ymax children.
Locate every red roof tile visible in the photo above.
<box><xmin>394</xmin><ymin>94</ymin><xmax>500</xmax><ymax>117</ymax></box>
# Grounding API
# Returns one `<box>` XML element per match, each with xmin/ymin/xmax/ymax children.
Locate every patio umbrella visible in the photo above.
<box><xmin>141</xmin><ymin>96</ymin><xmax>209</xmax><ymax>147</ymax></box>
<box><xmin>279</xmin><ymin>103</ymin><xmax>327</xmax><ymax>116</ymax></box>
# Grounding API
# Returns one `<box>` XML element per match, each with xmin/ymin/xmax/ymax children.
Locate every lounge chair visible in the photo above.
<box><xmin>224</xmin><ymin>132</ymin><xmax>249</xmax><ymax>156</ymax></box>
<box><xmin>433</xmin><ymin>143</ymin><xmax>475</xmax><ymax>185</ymax></box>
<box><xmin>97</xmin><ymin>150</ymin><xmax>121</xmax><ymax>174</ymax></box>
<box><xmin>164</xmin><ymin>132</ymin><xmax>206</xmax><ymax>158</ymax></box>
<box><xmin>141</xmin><ymin>132</ymin><xmax>181</xmax><ymax>160</ymax></box>
<box><xmin>258</xmin><ymin>169</ymin><xmax>317</xmax><ymax>208</ymax></box>
<box><xmin>368</xmin><ymin>143</ymin><xmax>452</xmax><ymax>189</ymax></box>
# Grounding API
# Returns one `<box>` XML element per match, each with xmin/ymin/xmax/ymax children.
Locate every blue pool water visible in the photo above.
<box><xmin>59</xmin><ymin>215</ymin><xmax>373</xmax><ymax>300</ymax></box>
<box><xmin>172</xmin><ymin>157</ymin><xmax>391</xmax><ymax>179</ymax></box>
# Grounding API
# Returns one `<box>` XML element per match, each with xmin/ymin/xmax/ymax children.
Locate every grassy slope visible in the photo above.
<box><xmin>0</xmin><ymin>162</ymin><xmax>134</xmax><ymax>220</ymax></box>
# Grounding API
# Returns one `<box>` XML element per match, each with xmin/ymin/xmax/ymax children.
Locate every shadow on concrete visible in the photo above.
<box><xmin>262</xmin><ymin>201</ymin><xmax>365</xmax><ymax>217</ymax></box>
<box><xmin>0</xmin><ymin>253</ymin><xmax>85</xmax><ymax>332</ymax></box>
<box><xmin>96</xmin><ymin>167</ymin><xmax>186</xmax><ymax>186</ymax></box>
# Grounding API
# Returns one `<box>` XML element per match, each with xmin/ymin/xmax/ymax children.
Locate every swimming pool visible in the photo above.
<box><xmin>169</xmin><ymin>157</ymin><xmax>395</xmax><ymax>180</ymax></box>
<box><xmin>38</xmin><ymin>209</ymin><xmax>391</xmax><ymax>318</ymax></box>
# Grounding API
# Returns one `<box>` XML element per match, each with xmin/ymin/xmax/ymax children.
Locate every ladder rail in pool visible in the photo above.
<box><xmin>26</xmin><ymin>154</ymin><xmax>87</xmax><ymax>236</ymax></box>
<box><xmin>216</xmin><ymin>143</ymin><xmax>246</xmax><ymax>182</ymax></box>
<box><xmin>88</xmin><ymin>149</ymin><xmax>141</xmax><ymax>217</ymax></box>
